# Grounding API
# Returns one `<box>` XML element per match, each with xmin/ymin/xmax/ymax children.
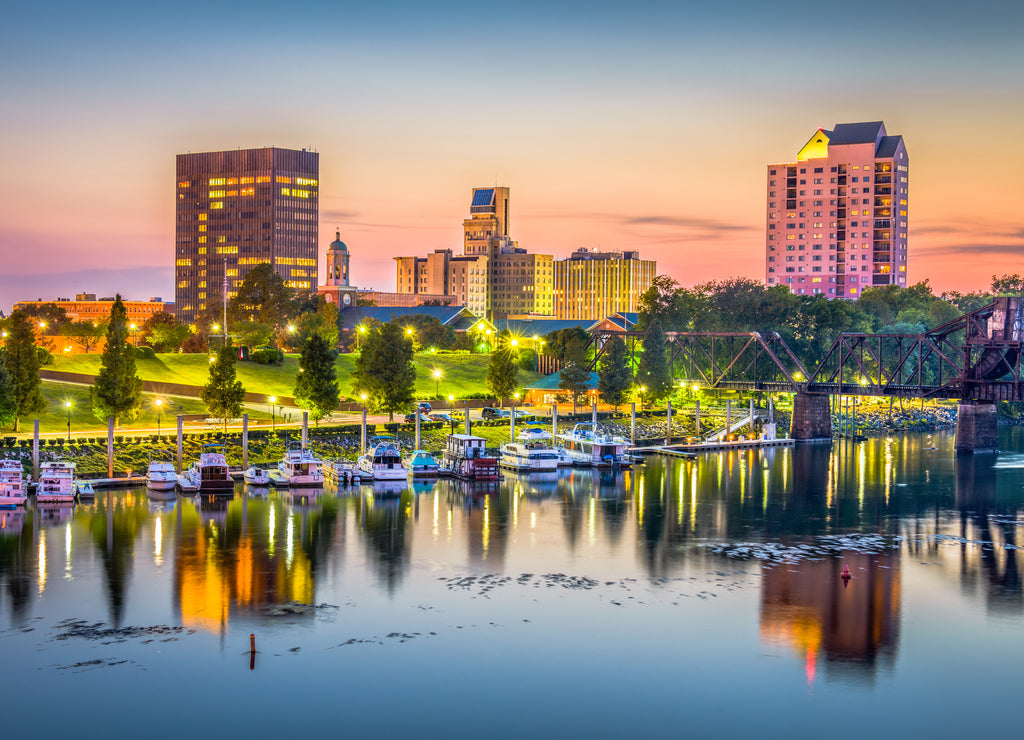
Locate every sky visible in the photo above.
<box><xmin>1</xmin><ymin>0</ymin><xmax>1022</xmax><ymax>312</ymax></box>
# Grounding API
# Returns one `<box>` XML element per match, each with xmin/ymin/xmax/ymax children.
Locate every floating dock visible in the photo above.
<box><xmin>635</xmin><ymin>437</ymin><xmax>795</xmax><ymax>457</ymax></box>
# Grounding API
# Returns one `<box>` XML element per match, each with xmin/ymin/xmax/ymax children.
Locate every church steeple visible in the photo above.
<box><xmin>327</xmin><ymin>228</ymin><xmax>349</xmax><ymax>286</ymax></box>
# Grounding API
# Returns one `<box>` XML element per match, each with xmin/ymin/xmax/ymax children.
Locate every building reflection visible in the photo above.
<box><xmin>760</xmin><ymin>553</ymin><xmax>901</xmax><ymax>685</ymax></box>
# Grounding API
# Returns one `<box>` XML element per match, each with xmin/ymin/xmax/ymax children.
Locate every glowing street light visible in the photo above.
<box><xmin>155</xmin><ymin>398</ymin><xmax>163</xmax><ymax>437</ymax></box>
<box><xmin>65</xmin><ymin>401</ymin><xmax>72</xmax><ymax>442</ymax></box>
<box><xmin>433</xmin><ymin>368</ymin><xmax>442</xmax><ymax>397</ymax></box>
<box><xmin>269</xmin><ymin>396</ymin><xmax>277</xmax><ymax>431</ymax></box>
<box><xmin>129</xmin><ymin>322</ymin><xmax>138</xmax><ymax>346</ymax></box>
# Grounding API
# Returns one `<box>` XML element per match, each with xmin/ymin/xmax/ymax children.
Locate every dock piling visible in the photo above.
<box><xmin>666</xmin><ymin>400</ymin><xmax>672</xmax><ymax>445</ymax></box>
<box><xmin>242</xmin><ymin>414</ymin><xmax>249</xmax><ymax>468</ymax></box>
<box><xmin>301</xmin><ymin>412</ymin><xmax>308</xmax><ymax>448</ymax></box>
<box><xmin>107</xmin><ymin>418</ymin><xmax>114</xmax><ymax>478</ymax></box>
<box><xmin>176</xmin><ymin>415</ymin><xmax>183</xmax><ymax>473</ymax></box>
<box><xmin>33</xmin><ymin>421</ymin><xmax>39</xmax><ymax>481</ymax></box>
<box><xmin>630</xmin><ymin>402</ymin><xmax>635</xmax><ymax>445</ymax></box>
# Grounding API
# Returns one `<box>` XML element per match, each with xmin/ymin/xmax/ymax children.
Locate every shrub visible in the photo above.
<box><xmin>517</xmin><ymin>349</ymin><xmax>538</xmax><ymax>371</ymax></box>
<box><xmin>134</xmin><ymin>345</ymin><xmax>156</xmax><ymax>360</ymax></box>
<box><xmin>250</xmin><ymin>347</ymin><xmax>284</xmax><ymax>365</ymax></box>
<box><xmin>36</xmin><ymin>346</ymin><xmax>54</xmax><ymax>366</ymax></box>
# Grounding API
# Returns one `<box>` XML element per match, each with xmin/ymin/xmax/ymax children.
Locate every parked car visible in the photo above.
<box><xmin>404</xmin><ymin>413</ymin><xmax>432</xmax><ymax>424</ymax></box>
<box><xmin>448</xmin><ymin>409</ymin><xmax>466</xmax><ymax>421</ymax></box>
<box><xmin>481</xmin><ymin>407</ymin><xmax>504</xmax><ymax>420</ymax></box>
<box><xmin>416</xmin><ymin>402</ymin><xmax>432</xmax><ymax>414</ymax></box>
<box><xmin>429</xmin><ymin>413</ymin><xmax>453</xmax><ymax>422</ymax></box>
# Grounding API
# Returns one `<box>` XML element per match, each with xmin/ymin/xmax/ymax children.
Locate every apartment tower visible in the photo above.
<box><xmin>553</xmin><ymin>248</ymin><xmax>656</xmax><ymax>320</ymax></box>
<box><xmin>765</xmin><ymin>122</ymin><xmax>908</xmax><ymax>298</ymax></box>
<box><xmin>175</xmin><ymin>147</ymin><xmax>319</xmax><ymax>324</ymax></box>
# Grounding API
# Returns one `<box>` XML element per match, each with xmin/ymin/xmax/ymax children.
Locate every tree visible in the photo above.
<box><xmin>636</xmin><ymin>319</ymin><xmax>672</xmax><ymax>403</ymax></box>
<box><xmin>352</xmin><ymin>321</ymin><xmax>415</xmax><ymax>421</ymax></box>
<box><xmin>597</xmin><ymin>335</ymin><xmax>632</xmax><ymax>411</ymax></box>
<box><xmin>143</xmin><ymin>311</ymin><xmax>190</xmax><ymax>352</ymax></box>
<box><xmin>543</xmin><ymin>326</ymin><xmax>590</xmax><ymax>361</ymax></box>
<box><xmin>92</xmin><ymin>296</ymin><xmax>144</xmax><ymax>424</ymax></box>
<box><xmin>487</xmin><ymin>348</ymin><xmax>518</xmax><ymax>406</ymax></box>
<box><xmin>201</xmin><ymin>344</ymin><xmax>245</xmax><ymax>431</ymax></box>
<box><xmin>228</xmin><ymin>263</ymin><xmax>295</xmax><ymax>329</ymax></box>
<box><xmin>61</xmin><ymin>320</ymin><xmax>105</xmax><ymax>353</ymax></box>
<box><xmin>0</xmin><ymin>354</ymin><xmax>18</xmax><ymax>430</ymax></box>
<box><xmin>2</xmin><ymin>311</ymin><xmax>46</xmax><ymax>432</ymax></box>
<box><xmin>16</xmin><ymin>302</ymin><xmax>70</xmax><ymax>333</ymax></box>
<box><xmin>294</xmin><ymin>334</ymin><xmax>339</xmax><ymax>425</ymax></box>
<box><xmin>558</xmin><ymin>337</ymin><xmax>591</xmax><ymax>414</ymax></box>
<box><xmin>293</xmin><ymin>297</ymin><xmax>339</xmax><ymax>349</ymax></box>
<box><xmin>992</xmin><ymin>273</ymin><xmax>1024</xmax><ymax>296</ymax></box>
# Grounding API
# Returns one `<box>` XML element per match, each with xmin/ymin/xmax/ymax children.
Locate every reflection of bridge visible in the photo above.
<box><xmin>582</xmin><ymin>298</ymin><xmax>1024</xmax><ymax>452</ymax></box>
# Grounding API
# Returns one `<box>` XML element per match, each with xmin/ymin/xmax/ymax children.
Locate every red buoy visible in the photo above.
<box><xmin>841</xmin><ymin>565</ymin><xmax>852</xmax><ymax>587</ymax></box>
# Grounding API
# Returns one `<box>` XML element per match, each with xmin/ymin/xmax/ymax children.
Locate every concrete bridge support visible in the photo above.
<box><xmin>790</xmin><ymin>393</ymin><xmax>832</xmax><ymax>441</ymax></box>
<box><xmin>955</xmin><ymin>401</ymin><xmax>999</xmax><ymax>453</ymax></box>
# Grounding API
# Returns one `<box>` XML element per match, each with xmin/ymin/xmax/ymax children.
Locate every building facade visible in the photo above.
<box><xmin>765</xmin><ymin>122</ymin><xmax>908</xmax><ymax>298</ymax></box>
<box><xmin>394</xmin><ymin>250</ymin><xmax>489</xmax><ymax>315</ymax></box>
<box><xmin>175</xmin><ymin>147</ymin><xmax>319</xmax><ymax>324</ymax></box>
<box><xmin>13</xmin><ymin>296</ymin><xmax>167</xmax><ymax>326</ymax></box>
<box><xmin>553</xmin><ymin>248</ymin><xmax>656</xmax><ymax>320</ymax></box>
<box><xmin>317</xmin><ymin>230</ymin><xmax>359</xmax><ymax>311</ymax></box>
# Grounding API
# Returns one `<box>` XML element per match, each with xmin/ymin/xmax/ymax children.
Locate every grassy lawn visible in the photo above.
<box><xmin>52</xmin><ymin>351</ymin><xmax>543</xmax><ymax>401</ymax></box>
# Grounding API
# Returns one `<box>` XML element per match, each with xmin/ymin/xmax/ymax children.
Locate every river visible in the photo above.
<box><xmin>2</xmin><ymin>428</ymin><xmax>1022</xmax><ymax>738</ymax></box>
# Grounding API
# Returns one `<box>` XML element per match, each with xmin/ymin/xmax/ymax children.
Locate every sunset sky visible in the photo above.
<box><xmin>1</xmin><ymin>0</ymin><xmax>1022</xmax><ymax>311</ymax></box>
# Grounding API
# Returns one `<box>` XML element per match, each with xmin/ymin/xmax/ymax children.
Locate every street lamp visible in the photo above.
<box><xmin>269</xmin><ymin>396</ymin><xmax>277</xmax><ymax>431</ymax></box>
<box><xmin>640</xmin><ymin>385</ymin><xmax>647</xmax><ymax>410</ymax></box>
<box><xmin>129</xmin><ymin>322</ymin><xmax>138</xmax><ymax>346</ymax></box>
<box><xmin>155</xmin><ymin>398</ymin><xmax>163</xmax><ymax>437</ymax></box>
<box><xmin>65</xmin><ymin>401</ymin><xmax>72</xmax><ymax>442</ymax></box>
<box><xmin>433</xmin><ymin>368</ymin><xmax>442</xmax><ymax>398</ymax></box>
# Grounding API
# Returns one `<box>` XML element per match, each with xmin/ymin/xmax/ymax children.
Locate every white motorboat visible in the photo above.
<box><xmin>557</xmin><ymin>422</ymin><xmax>632</xmax><ymax>469</ymax></box>
<box><xmin>441</xmin><ymin>434</ymin><xmax>498</xmax><ymax>480</ymax></box>
<box><xmin>146</xmin><ymin>461</ymin><xmax>178</xmax><ymax>491</ymax></box>
<box><xmin>243</xmin><ymin>467</ymin><xmax>271</xmax><ymax>485</ymax></box>
<box><xmin>323</xmin><ymin>460</ymin><xmax>360</xmax><ymax>485</ymax></box>
<box><xmin>406</xmin><ymin>450</ymin><xmax>440</xmax><ymax>477</ymax></box>
<box><xmin>180</xmin><ymin>444</ymin><xmax>233</xmax><ymax>493</ymax></box>
<box><xmin>358</xmin><ymin>441</ymin><xmax>407</xmax><ymax>481</ymax></box>
<box><xmin>35</xmin><ymin>461</ymin><xmax>76</xmax><ymax>504</ymax></box>
<box><xmin>0</xmin><ymin>459</ymin><xmax>27</xmax><ymax>508</ymax></box>
<box><xmin>273</xmin><ymin>443</ymin><xmax>323</xmax><ymax>487</ymax></box>
<box><xmin>500</xmin><ymin>426</ymin><xmax>560</xmax><ymax>472</ymax></box>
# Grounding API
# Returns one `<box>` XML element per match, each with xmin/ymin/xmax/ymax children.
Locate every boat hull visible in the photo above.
<box><xmin>0</xmin><ymin>495</ymin><xmax>27</xmax><ymax>508</ymax></box>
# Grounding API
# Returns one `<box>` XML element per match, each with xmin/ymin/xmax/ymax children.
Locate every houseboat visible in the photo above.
<box><xmin>272</xmin><ymin>443</ymin><xmax>324</xmax><ymax>488</ymax></box>
<box><xmin>442</xmin><ymin>434</ymin><xmax>499</xmax><ymax>481</ymax></box>
<box><xmin>500</xmin><ymin>426</ymin><xmax>560</xmax><ymax>473</ymax></box>
<box><xmin>35</xmin><ymin>461</ymin><xmax>77</xmax><ymax>504</ymax></box>
<box><xmin>146</xmin><ymin>461</ymin><xmax>178</xmax><ymax>492</ymax></box>
<box><xmin>358</xmin><ymin>441</ymin><xmax>407</xmax><ymax>481</ymax></box>
<box><xmin>180</xmin><ymin>444</ymin><xmax>233</xmax><ymax>493</ymax></box>
<box><xmin>557</xmin><ymin>423</ymin><xmax>632</xmax><ymax>469</ymax></box>
<box><xmin>0</xmin><ymin>459</ymin><xmax>27</xmax><ymax>508</ymax></box>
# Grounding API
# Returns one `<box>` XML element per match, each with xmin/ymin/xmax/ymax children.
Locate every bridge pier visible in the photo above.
<box><xmin>955</xmin><ymin>401</ymin><xmax>999</xmax><ymax>454</ymax></box>
<box><xmin>789</xmin><ymin>393</ymin><xmax>832</xmax><ymax>442</ymax></box>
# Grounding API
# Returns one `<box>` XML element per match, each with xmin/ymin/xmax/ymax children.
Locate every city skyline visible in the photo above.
<box><xmin>2</xmin><ymin>1</ymin><xmax>1023</xmax><ymax>312</ymax></box>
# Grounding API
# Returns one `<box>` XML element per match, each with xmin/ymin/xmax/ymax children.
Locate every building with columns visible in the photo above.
<box><xmin>317</xmin><ymin>230</ymin><xmax>359</xmax><ymax>310</ymax></box>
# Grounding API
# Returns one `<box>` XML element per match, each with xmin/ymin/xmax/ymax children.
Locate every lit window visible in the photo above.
<box><xmin>198</xmin><ymin>213</ymin><xmax>207</xmax><ymax>221</ymax></box>
<box><xmin>198</xmin><ymin>236</ymin><xmax>207</xmax><ymax>243</ymax></box>
<box><xmin>178</xmin><ymin>181</ymin><xmax>191</xmax><ymax>188</ymax></box>
<box><xmin>276</xmin><ymin>176</ymin><xmax>292</xmax><ymax>184</ymax></box>
<box><xmin>240</xmin><ymin>177</ymin><xmax>254</xmax><ymax>184</ymax></box>
<box><xmin>256</xmin><ymin>175</ymin><xmax>271</xmax><ymax>184</ymax></box>
<box><xmin>208</xmin><ymin>190</ymin><xmax>226</xmax><ymax>198</ymax></box>
<box><xmin>175</xmin><ymin>258</ymin><xmax>191</xmax><ymax>266</ymax></box>
<box><xmin>209</xmin><ymin>178</ymin><xmax>226</xmax><ymax>186</ymax></box>
<box><xmin>210</xmin><ymin>202</ymin><xmax>223</xmax><ymax>209</ymax></box>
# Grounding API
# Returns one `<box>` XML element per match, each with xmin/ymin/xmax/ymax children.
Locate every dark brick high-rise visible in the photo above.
<box><xmin>174</xmin><ymin>147</ymin><xmax>319</xmax><ymax>325</ymax></box>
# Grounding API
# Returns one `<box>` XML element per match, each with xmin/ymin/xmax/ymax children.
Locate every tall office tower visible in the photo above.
<box><xmin>553</xmin><ymin>248</ymin><xmax>656</xmax><ymax>320</ymax></box>
<box><xmin>463</xmin><ymin>187</ymin><xmax>510</xmax><ymax>256</ymax></box>
<box><xmin>765</xmin><ymin>122</ymin><xmax>908</xmax><ymax>298</ymax></box>
<box><xmin>175</xmin><ymin>147</ymin><xmax>319</xmax><ymax>324</ymax></box>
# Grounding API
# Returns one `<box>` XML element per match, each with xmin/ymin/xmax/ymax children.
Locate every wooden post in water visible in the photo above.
<box><xmin>725</xmin><ymin>400</ymin><xmax>732</xmax><ymax>440</ymax></box>
<box><xmin>176</xmin><ymin>415</ymin><xmax>184</xmax><ymax>473</ymax></box>
<box><xmin>769</xmin><ymin>398</ymin><xmax>774</xmax><ymax>424</ymax></box>
<box><xmin>552</xmin><ymin>403</ymin><xmax>558</xmax><ymax>441</ymax></box>
<box><xmin>749</xmin><ymin>398</ymin><xmax>755</xmax><ymax>434</ymax></box>
<box><xmin>630</xmin><ymin>402</ymin><xmax>636</xmax><ymax>445</ymax></box>
<box><xmin>510</xmin><ymin>404</ymin><xmax>516</xmax><ymax>441</ymax></box>
<box><xmin>415</xmin><ymin>412</ymin><xmax>421</xmax><ymax>450</ymax></box>
<box><xmin>666</xmin><ymin>400</ymin><xmax>672</xmax><ymax>445</ymax></box>
<box><xmin>361</xmin><ymin>408</ymin><xmax>367</xmax><ymax>455</ymax></box>
<box><xmin>107</xmin><ymin>418</ymin><xmax>114</xmax><ymax>478</ymax></box>
<box><xmin>592</xmin><ymin>400</ymin><xmax>597</xmax><ymax>426</ymax></box>
<box><xmin>32</xmin><ymin>421</ymin><xmax>40</xmax><ymax>481</ymax></box>
<box><xmin>694</xmin><ymin>399</ymin><xmax>701</xmax><ymax>439</ymax></box>
<box><xmin>465</xmin><ymin>402</ymin><xmax>471</xmax><ymax>435</ymax></box>
<box><xmin>242</xmin><ymin>414</ymin><xmax>249</xmax><ymax>468</ymax></box>
<box><xmin>301</xmin><ymin>412</ymin><xmax>308</xmax><ymax>448</ymax></box>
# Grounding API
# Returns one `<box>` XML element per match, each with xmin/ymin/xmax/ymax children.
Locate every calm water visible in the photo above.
<box><xmin>3</xmin><ymin>429</ymin><xmax>1023</xmax><ymax>739</ymax></box>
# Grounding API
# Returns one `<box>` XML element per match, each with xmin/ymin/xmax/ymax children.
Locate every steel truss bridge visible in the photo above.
<box><xmin>581</xmin><ymin>298</ymin><xmax>1024</xmax><ymax>403</ymax></box>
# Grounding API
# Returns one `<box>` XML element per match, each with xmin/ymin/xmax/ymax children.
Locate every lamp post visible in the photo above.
<box><xmin>640</xmin><ymin>385</ymin><xmax>647</xmax><ymax>411</ymax></box>
<box><xmin>65</xmin><ymin>401</ymin><xmax>72</xmax><ymax>442</ymax></box>
<box><xmin>129</xmin><ymin>322</ymin><xmax>138</xmax><ymax>347</ymax></box>
<box><xmin>155</xmin><ymin>398</ymin><xmax>163</xmax><ymax>437</ymax></box>
<box><xmin>433</xmin><ymin>369</ymin><xmax>442</xmax><ymax>398</ymax></box>
<box><xmin>269</xmin><ymin>396</ymin><xmax>277</xmax><ymax>432</ymax></box>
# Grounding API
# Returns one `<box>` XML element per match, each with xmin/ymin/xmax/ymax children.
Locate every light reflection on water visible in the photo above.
<box><xmin>1</xmin><ymin>428</ymin><xmax>1023</xmax><ymax>738</ymax></box>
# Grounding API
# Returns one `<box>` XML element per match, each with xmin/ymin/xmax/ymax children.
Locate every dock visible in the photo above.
<box><xmin>634</xmin><ymin>437</ymin><xmax>795</xmax><ymax>457</ymax></box>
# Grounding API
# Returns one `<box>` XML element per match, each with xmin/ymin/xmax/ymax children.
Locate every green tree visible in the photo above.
<box><xmin>294</xmin><ymin>334</ymin><xmax>339</xmax><ymax>425</ymax></box>
<box><xmin>352</xmin><ymin>321</ymin><xmax>415</xmax><ymax>421</ymax></box>
<box><xmin>228</xmin><ymin>263</ymin><xmax>295</xmax><ymax>329</ymax></box>
<box><xmin>293</xmin><ymin>298</ymin><xmax>339</xmax><ymax>349</ymax></box>
<box><xmin>142</xmin><ymin>311</ymin><xmax>191</xmax><ymax>352</ymax></box>
<box><xmin>201</xmin><ymin>344</ymin><xmax>245</xmax><ymax>431</ymax></box>
<box><xmin>597</xmin><ymin>335</ymin><xmax>632</xmax><ymax>411</ymax></box>
<box><xmin>0</xmin><ymin>357</ymin><xmax>17</xmax><ymax>430</ymax></box>
<box><xmin>61</xmin><ymin>320</ymin><xmax>105</xmax><ymax>354</ymax></box>
<box><xmin>487</xmin><ymin>348</ymin><xmax>519</xmax><ymax>406</ymax></box>
<box><xmin>92</xmin><ymin>296</ymin><xmax>143</xmax><ymax>425</ymax></box>
<box><xmin>558</xmin><ymin>337</ymin><xmax>591</xmax><ymax>414</ymax></box>
<box><xmin>992</xmin><ymin>273</ymin><xmax>1024</xmax><ymax>296</ymax></box>
<box><xmin>636</xmin><ymin>319</ymin><xmax>672</xmax><ymax>403</ymax></box>
<box><xmin>2</xmin><ymin>311</ymin><xmax>45</xmax><ymax>432</ymax></box>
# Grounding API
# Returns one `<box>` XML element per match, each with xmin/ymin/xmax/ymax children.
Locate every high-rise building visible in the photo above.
<box><xmin>175</xmin><ymin>147</ymin><xmax>319</xmax><ymax>324</ymax></box>
<box><xmin>394</xmin><ymin>249</ymin><xmax>489</xmax><ymax>316</ymax></box>
<box><xmin>553</xmin><ymin>248</ymin><xmax>656</xmax><ymax>320</ymax></box>
<box><xmin>765</xmin><ymin>122</ymin><xmax>908</xmax><ymax>298</ymax></box>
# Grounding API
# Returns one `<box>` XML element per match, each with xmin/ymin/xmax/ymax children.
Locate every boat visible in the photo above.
<box><xmin>243</xmin><ymin>466</ymin><xmax>271</xmax><ymax>485</ymax></box>
<box><xmin>500</xmin><ymin>426</ymin><xmax>561</xmax><ymax>472</ymax></box>
<box><xmin>271</xmin><ymin>443</ymin><xmax>324</xmax><ymax>488</ymax></box>
<box><xmin>74</xmin><ymin>479</ymin><xmax>96</xmax><ymax>500</ymax></box>
<box><xmin>406</xmin><ymin>450</ymin><xmax>440</xmax><ymax>477</ymax></box>
<box><xmin>146</xmin><ymin>461</ymin><xmax>178</xmax><ymax>491</ymax></box>
<box><xmin>176</xmin><ymin>474</ymin><xmax>199</xmax><ymax>493</ymax></box>
<box><xmin>441</xmin><ymin>434</ymin><xmax>499</xmax><ymax>481</ymax></box>
<box><xmin>323</xmin><ymin>460</ymin><xmax>360</xmax><ymax>485</ymax></box>
<box><xmin>0</xmin><ymin>459</ymin><xmax>27</xmax><ymax>508</ymax></box>
<box><xmin>180</xmin><ymin>444</ymin><xmax>233</xmax><ymax>493</ymax></box>
<box><xmin>556</xmin><ymin>422</ymin><xmax>633</xmax><ymax>469</ymax></box>
<box><xmin>357</xmin><ymin>441</ymin><xmax>407</xmax><ymax>481</ymax></box>
<box><xmin>35</xmin><ymin>461</ymin><xmax>76</xmax><ymax>504</ymax></box>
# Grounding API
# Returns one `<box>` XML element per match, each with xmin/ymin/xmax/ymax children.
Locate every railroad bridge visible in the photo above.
<box><xmin>580</xmin><ymin>297</ymin><xmax>1024</xmax><ymax>453</ymax></box>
